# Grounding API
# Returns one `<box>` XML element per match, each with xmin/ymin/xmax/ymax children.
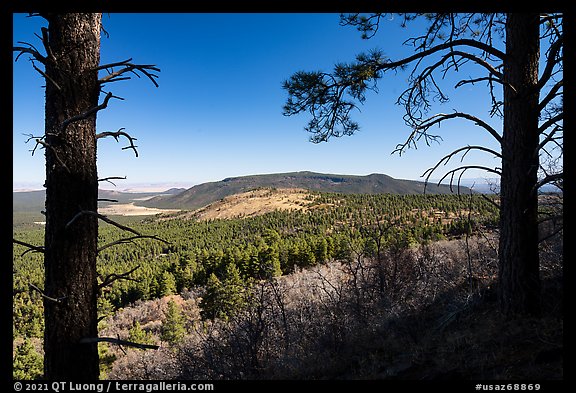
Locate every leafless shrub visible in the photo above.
<box><xmin>107</xmin><ymin>346</ymin><xmax>180</xmax><ymax>380</ymax></box>
<box><xmin>111</xmin><ymin>234</ymin><xmax>537</xmax><ymax>380</ymax></box>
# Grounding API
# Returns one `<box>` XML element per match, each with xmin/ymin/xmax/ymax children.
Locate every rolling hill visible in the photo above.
<box><xmin>140</xmin><ymin>171</ymin><xmax>467</xmax><ymax>210</ymax></box>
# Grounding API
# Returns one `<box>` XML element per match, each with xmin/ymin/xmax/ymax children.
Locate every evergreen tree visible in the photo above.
<box><xmin>199</xmin><ymin>264</ymin><xmax>247</xmax><ymax>320</ymax></box>
<box><xmin>220</xmin><ymin>263</ymin><xmax>248</xmax><ymax>317</ymax></box>
<box><xmin>13</xmin><ymin>340</ymin><xmax>43</xmax><ymax>380</ymax></box>
<box><xmin>199</xmin><ymin>273</ymin><xmax>224</xmax><ymax>320</ymax></box>
<box><xmin>158</xmin><ymin>271</ymin><xmax>177</xmax><ymax>297</ymax></box>
<box><xmin>160</xmin><ymin>300</ymin><xmax>186</xmax><ymax>346</ymax></box>
<box><xmin>128</xmin><ymin>321</ymin><xmax>156</xmax><ymax>346</ymax></box>
<box><xmin>258</xmin><ymin>244</ymin><xmax>282</xmax><ymax>279</ymax></box>
<box><xmin>314</xmin><ymin>237</ymin><xmax>329</xmax><ymax>263</ymax></box>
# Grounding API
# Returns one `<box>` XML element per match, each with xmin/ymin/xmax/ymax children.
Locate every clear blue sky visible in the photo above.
<box><xmin>13</xmin><ymin>13</ymin><xmax>502</xmax><ymax>190</ymax></box>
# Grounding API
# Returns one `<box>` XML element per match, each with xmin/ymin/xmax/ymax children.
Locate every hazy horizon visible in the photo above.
<box><xmin>13</xmin><ymin>171</ymin><xmax>503</xmax><ymax>193</ymax></box>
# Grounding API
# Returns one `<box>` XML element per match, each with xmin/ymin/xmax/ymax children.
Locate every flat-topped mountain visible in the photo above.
<box><xmin>140</xmin><ymin>171</ymin><xmax>465</xmax><ymax>210</ymax></box>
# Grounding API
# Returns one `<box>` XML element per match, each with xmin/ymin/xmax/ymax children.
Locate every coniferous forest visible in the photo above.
<box><xmin>14</xmin><ymin>190</ymin><xmax>562</xmax><ymax>380</ymax></box>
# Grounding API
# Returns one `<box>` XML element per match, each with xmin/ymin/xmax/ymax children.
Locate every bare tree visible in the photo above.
<box><xmin>283</xmin><ymin>13</ymin><xmax>563</xmax><ymax>316</ymax></box>
<box><xmin>13</xmin><ymin>13</ymin><xmax>161</xmax><ymax>379</ymax></box>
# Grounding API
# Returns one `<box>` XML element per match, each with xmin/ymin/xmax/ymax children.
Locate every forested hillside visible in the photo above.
<box><xmin>13</xmin><ymin>191</ymin><xmax>562</xmax><ymax>380</ymax></box>
<box><xmin>140</xmin><ymin>171</ymin><xmax>468</xmax><ymax>210</ymax></box>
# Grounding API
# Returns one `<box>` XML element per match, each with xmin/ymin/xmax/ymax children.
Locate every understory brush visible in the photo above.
<box><xmin>105</xmin><ymin>232</ymin><xmax>562</xmax><ymax>380</ymax></box>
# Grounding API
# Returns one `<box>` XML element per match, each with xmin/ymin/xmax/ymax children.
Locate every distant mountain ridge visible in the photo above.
<box><xmin>140</xmin><ymin>171</ymin><xmax>467</xmax><ymax>210</ymax></box>
<box><xmin>12</xmin><ymin>188</ymin><xmax>184</xmax><ymax>213</ymax></box>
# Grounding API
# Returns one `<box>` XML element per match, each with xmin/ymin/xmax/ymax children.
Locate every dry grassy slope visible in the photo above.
<box><xmin>160</xmin><ymin>188</ymin><xmax>329</xmax><ymax>221</ymax></box>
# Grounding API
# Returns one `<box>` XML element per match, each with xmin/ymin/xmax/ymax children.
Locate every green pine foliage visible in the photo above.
<box><xmin>199</xmin><ymin>263</ymin><xmax>248</xmax><ymax>320</ymax></box>
<box><xmin>160</xmin><ymin>300</ymin><xmax>186</xmax><ymax>345</ymax></box>
<box><xmin>13</xmin><ymin>340</ymin><xmax>43</xmax><ymax>380</ymax></box>
<box><xmin>128</xmin><ymin>321</ymin><xmax>157</xmax><ymax>346</ymax></box>
<box><xmin>13</xmin><ymin>192</ymin><xmax>500</xmax><ymax>345</ymax></box>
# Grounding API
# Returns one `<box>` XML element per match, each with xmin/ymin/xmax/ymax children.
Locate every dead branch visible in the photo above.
<box><xmin>29</xmin><ymin>283</ymin><xmax>66</xmax><ymax>304</ymax></box>
<box><xmin>65</xmin><ymin>210</ymin><xmax>171</xmax><ymax>248</ymax></box>
<box><xmin>13</xmin><ymin>42</ymin><xmax>47</xmax><ymax>64</ymax></box>
<box><xmin>434</xmin><ymin>50</ymin><xmax>503</xmax><ymax>80</ymax></box>
<box><xmin>96</xmin><ymin>127</ymin><xmax>139</xmax><ymax>157</ymax></box>
<box><xmin>536</xmin><ymin>34</ymin><xmax>563</xmax><ymax>91</ymax></box>
<box><xmin>39</xmin><ymin>26</ymin><xmax>55</xmax><ymax>62</ymax></box>
<box><xmin>13</xmin><ymin>238</ymin><xmax>45</xmax><ymax>256</ymax></box>
<box><xmin>60</xmin><ymin>92</ymin><xmax>115</xmax><ymax>132</ymax></box>
<box><xmin>97</xmin><ymin>59</ymin><xmax>160</xmax><ymax>88</ymax></box>
<box><xmin>97</xmin><ymin>235</ymin><xmax>168</xmax><ymax>253</ymax></box>
<box><xmin>98</xmin><ymin>176</ymin><xmax>127</xmax><ymax>187</ymax></box>
<box><xmin>79</xmin><ymin>337</ymin><xmax>159</xmax><ymax>350</ymax></box>
<box><xmin>481</xmin><ymin>194</ymin><xmax>500</xmax><ymax>210</ymax></box>
<box><xmin>538</xmin><ymin>125</ymin><xmax>562</xmax><ymax>153</ymax></box>
<box><xmin>538</xmin><ymin>112</ymin><xmax>563</xmax><ymax>134</ymax></box>
<box><xmin>98</xmin><ymin>265</ymin><xmax>141</xmax><ymax>289</ymax></box>
<box><xmin>394</xmin><ymin>112</ymin><xmax>502</xmax><ymax>157</ymax></box>
<box><xmin>535</xmin><ymin>172</ymin><xmax>563</xmax><ymax>191</ymax></box>
<box><xmin>66</xmin><ymin>210</ymin><xmax>140</xmax><ymax>236</ymax></box>
<box><xmin>30</xmin><ymin>59</ymin><xmax>61</xmax><ymax>91</ymax></box>
<box><xmin>23</xmin><ymin>133</ymin><xmax>43</xmax><ymax>156</ymax></box>
<box><xmin>23</xmin><ymin>133</ymin><xmax>70</xmax><ymax>172</ymax></box>
<box><xmin>421</xmin><ymin>145</ymin><xmax>502</xmax><ymax>193</ymax></box>
<box><xmin>433</xmin><ymin>165</ymin><xmax>502</xmax><ymax>194</ymax></box>
<box><xmin>539</xmin><ymin>80</ymin><xmax>563</xmax><ymax>111</ymax></box>
<box><xmin>539</xmin><ymin>225</ymin><xmax>563</xmax><ymax>244</ymax></box>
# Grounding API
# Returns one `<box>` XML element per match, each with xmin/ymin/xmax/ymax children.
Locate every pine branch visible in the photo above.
<box><xmin>393</xmin><ymin>111</ymin><xmax>502</xmax><ymax>157</ymax></box>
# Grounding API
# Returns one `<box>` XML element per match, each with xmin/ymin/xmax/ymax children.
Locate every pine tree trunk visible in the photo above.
<box><xmin>498</xmin><ymin>13</ymin><xmax>541</xmax><ymax>316</ymax></box>
<box><xmin>42</xmin><ymin>13</ymin><xmax>102</xmax><ymax>380</ymax></box>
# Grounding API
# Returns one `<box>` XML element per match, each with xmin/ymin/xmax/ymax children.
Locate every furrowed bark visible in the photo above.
<box><xmin>42</xmin><ymin>13</ymin><xmax>102</xmax><ymax>380</ymax></box>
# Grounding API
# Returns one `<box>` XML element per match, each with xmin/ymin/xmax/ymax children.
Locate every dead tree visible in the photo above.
<box><xmin>14</xmin><ymin>13</ymin><xmax>163</xmax><ymax>379</ymax></box>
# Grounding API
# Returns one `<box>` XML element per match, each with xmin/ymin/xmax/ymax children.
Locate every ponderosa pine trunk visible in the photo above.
<box><xmin>498</xmin><ymin>13</ymin><xmax>541</xmax><ymax>316</ymax></box>
<box><xmin>42</xmin><ymin>13</ymin><xmax>102</xmax><ymax>380</ymax></box>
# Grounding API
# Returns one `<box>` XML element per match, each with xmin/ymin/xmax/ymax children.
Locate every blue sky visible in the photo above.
<box><xmin>13</xmin><ymin>13</ymin><xmax>503</xmax><ymax>190</ymax></box>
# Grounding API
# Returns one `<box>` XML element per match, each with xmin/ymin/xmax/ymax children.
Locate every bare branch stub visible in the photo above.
<box><xmin>29</xmin><ymin>283</ymin><xmax>66</xmax><ymax>304</ymax></box>
<box><xmin>96</xmin><ymin>128</ymin><xmax>139</xmax><ymax>157</ymax></box>
<box><xmin>60</xmin><ymin>92</ymin><xmax>116</xmax><ymax>132</ymax></box>
<box><xmin>98</xmin><ymin>176</ymin><xmax>127</xmax><ymax>187</ymax></box>
<box><xmin>79</xmin><ymin>337</ymin><xmax>159</xmax><ymax>351</ymax></box>
<box><xmin>23</xmin><ymin>133</ymin><xmax>70</xmax><ymax>172</ymax></box>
